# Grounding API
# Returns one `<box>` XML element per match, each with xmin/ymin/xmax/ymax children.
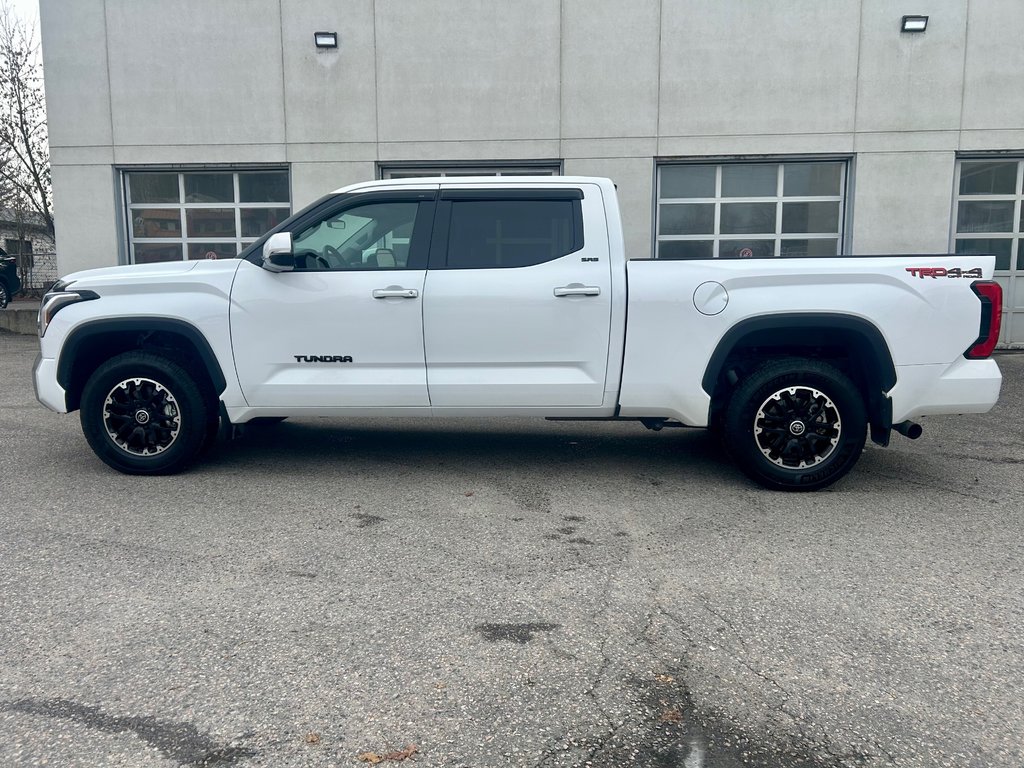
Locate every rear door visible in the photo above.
<box><xmin>422</xmin><ymin>184</ymin><xmax>612</xmax><ymax>407</ymax></box>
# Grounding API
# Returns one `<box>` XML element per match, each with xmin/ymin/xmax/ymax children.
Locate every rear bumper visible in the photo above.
<box><xmin>889</xmin><ymin>357</ymin><xmax>1002</xmax><ymax>423</ymax></box>
<box><xmin>33</xmin><ymin>354</ymin><xmax>68</xmax><ymax>413</ymax></box>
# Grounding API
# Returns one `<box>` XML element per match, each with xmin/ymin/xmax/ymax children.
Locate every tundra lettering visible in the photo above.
<box><xmin>293</xmin><ymin>355</ymin><xmax>354</xmax><ymax>363</ymax></box>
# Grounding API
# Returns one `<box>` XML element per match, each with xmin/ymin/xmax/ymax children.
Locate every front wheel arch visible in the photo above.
<box><xmin>58</xmin><ymin>318</ymin><xmax>227</xmax><ymax>413</ymax></box>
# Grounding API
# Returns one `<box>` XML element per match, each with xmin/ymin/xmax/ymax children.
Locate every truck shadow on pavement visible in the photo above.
<box><xmin>192</xmin><ymin>417</ymin><xmax>1008</xmax><ymax>501</ymax></box>
<box><xmin>203</xmin><ymin>419</ymin><xmax>740</xmax><ymax>485</ymax></box>
<box><xmin>214</xmin><ymin>421</ymin><xmax>729</xmax><ymax>468</ymax></box>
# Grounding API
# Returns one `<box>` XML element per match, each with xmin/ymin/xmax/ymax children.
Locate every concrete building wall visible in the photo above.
<box><xmin>39</xmin><ymin>0</ymin><xmax>1024</xmax><ymax>342</ymax></box>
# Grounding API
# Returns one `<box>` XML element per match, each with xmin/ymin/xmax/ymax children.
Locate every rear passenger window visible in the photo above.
<box><xmin>446</xmin><ymin>199</ymin><xmax>582</xmax><ymax>268</ymax></box>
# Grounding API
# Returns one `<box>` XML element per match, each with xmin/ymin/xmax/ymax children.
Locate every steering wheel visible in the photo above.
<box><xmin>322</xmin><ymin>244</ymin><xmax>346</xmax><ymax>268</ymax></box>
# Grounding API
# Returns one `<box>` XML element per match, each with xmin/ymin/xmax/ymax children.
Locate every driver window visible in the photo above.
<box><xmin>291</xmin><ymin>201</ymin><xmax>419</xmax><ymax>270</ymax></box>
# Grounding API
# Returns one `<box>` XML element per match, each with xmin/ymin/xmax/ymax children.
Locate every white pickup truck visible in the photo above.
<box><xmin>34</xmin><ymin>176</ymin><xmax>1003</xmax><ymax>490</ymax></box>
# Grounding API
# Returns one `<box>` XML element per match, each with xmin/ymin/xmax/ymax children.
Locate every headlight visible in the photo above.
<box><xmin>38</xmin><ymin>286</ymin><xmax>99</xmax><ymax>337</ymax></box>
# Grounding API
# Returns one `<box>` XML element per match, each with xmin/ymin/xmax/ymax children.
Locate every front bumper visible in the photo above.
<box><xmin>33</xmin><ymin>354</ymin><xmax>68</xmax><ymax>413</ymax></box>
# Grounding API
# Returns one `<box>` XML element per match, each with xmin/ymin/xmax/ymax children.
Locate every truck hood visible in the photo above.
<box><xmin>61</xmin><ymin>258</ymin><xmax>243</xmax><ymax>291</ymax></box>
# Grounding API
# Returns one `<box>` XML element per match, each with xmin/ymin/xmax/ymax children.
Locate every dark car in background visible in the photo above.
<box><xmin>0</xmin><ymin>247</ymin><xmax>21</xmax><ymax>308</ymax></box>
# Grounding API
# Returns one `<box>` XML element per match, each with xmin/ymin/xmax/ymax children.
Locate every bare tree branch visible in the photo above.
<box><xmin>0</xmin><ymin>0</ymin><xmax>53</xmax><ymax>238</ymax></box>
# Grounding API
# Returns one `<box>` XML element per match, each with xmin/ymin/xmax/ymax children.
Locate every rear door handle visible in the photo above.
<box><xmin>554</xmin><ymin>285</ymin><xmax>601</xmax><ymax>297</ymax></box>
<box><xmin>372</xmin><ymin>288</ymin><xmax>419</xmax><ymax>299</ymax></box>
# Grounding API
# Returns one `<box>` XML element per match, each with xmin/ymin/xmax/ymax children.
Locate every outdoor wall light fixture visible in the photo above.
<box><xmin>901</xmin><ymin>15</ymin><xmax>928</xmax><ymax>33</ymax></box>
<box><xmin>314</xmin><ymin>31</ymin><xmax>338</xmax><ymax>49</ymax></box>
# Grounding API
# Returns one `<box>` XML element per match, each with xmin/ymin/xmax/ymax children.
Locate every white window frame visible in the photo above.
<box><xmin>123</xmin><ymin>168</ymin><xmax>291</xmax><ymax>263</ymax></box>
<box><xmin>379</xmin><ymin>162</ymin><xmax>562</xmax><ymax>179</ymax></box>
<box><xmin>655</xmin><ymin>160</ymin><xmax>848</xmax><ymax>259</ymax></box>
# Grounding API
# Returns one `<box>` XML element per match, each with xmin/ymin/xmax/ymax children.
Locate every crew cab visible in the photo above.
<box><xmin>33</xmin><ymin>177</ymin><xmax>1003</xmax><ymax>490</ymax></box>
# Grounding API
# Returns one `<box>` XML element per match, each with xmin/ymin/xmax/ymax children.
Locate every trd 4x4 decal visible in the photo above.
<box><xmin>906</xmin><ymin>267</ymin><xmax>983</xmax><ymax>279</ymax></box>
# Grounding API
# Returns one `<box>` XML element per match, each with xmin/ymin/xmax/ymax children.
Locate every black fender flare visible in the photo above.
<box><xmin>701</xmin><ymin>313</ymin><xmax>897</xmax><ymax>443</ymax></box>
<box><xmin>57</xmin><ymin>317</ymin><xmax>228</xmax><ymax>395</ymax></box>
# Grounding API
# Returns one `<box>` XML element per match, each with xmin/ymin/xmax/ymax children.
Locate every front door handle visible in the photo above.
<box><xmin>372</xmin><ymin>287</ymin><xmax>419</xmax><ymax>299</ymax></box>
<box><xmin>554</xmin><ymin>285</ymin><xmax>601</xmax><ymax>297</ymax></box>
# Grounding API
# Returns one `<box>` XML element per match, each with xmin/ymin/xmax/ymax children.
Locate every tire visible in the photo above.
<box><xmin>79</xmin><ymin>351</ymin><xmax>210</xmax><ymax>475</ymax></box>
<box><xmin>723</xmin><ymin>358</ymin><xmax>866</xmax><ymax>491</ymax></box>
<box><xmin>0</xmin><ymin>281</ymin><xmax>9</xmax><ymax>309</ymax></box>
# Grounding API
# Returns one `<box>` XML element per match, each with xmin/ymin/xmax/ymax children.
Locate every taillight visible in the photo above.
<box><xmin>965</xmin><ymin>281</ymin><xmax>1002</xmax><ymax>359</ymax></box>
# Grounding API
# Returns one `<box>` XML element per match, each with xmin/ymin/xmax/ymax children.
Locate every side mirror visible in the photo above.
<box><xmin>262</xmin><ymin>231</ymin><xmax>294</xmax><ymax>272</ymax></box>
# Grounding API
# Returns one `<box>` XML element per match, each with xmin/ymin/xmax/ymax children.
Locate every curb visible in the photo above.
<box><xmin>0</xmin><ymin>307</ymin><xmax>38</xmax><ymax>335</ymax></box>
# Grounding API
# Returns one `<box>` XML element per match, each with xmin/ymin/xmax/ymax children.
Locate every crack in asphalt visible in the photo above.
<box><xmin>655</xmin><ymin>599</ymin><xmax>899</xmax><ymax>767</ymax></box>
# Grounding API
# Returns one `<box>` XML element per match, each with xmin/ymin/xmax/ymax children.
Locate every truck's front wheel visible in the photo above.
<box><xmin>80</xmin><ymin>352</ymin><xmax>209</xmax><ymax>475</ymax></box>
<box><xmin>724</xmin><ymin>359</ymin><xmax>866</xmax><ymax>491</ymax></box>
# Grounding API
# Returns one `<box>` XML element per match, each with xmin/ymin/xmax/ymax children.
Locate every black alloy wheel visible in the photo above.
<box><xmin>101</xmin><ymin>377</ymin><xmax>182</xmax><ymax>457</ymax></box>
<box><xmin>753</xmin><ymin>385</ymin><xmax>842</xmax><ymax>469</ymax></box>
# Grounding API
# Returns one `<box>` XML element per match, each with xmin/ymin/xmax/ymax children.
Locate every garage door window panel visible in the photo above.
<box><xmin>131</xmin><ymin>209</ymin><xmax>181</xmax><ymax>239</ymax></box>
<box><xmin>658</xmin><ymin>204</ymin><xmax>714</xmax><ymax>236</ymax></box>
<box><xmin>720</xmin><ymin>203</ymin><xmax>776</xmax><ymax>235</ymax></box>
<box><xmin>959</xmin><ymin>161</ymin><xmax>1017</xmax><ymax>195</ymax></box>
<box><xmin>184</xmin><ymin>173</ymin><xmax>233</xmax><ymax>203</ymax></box>
<box><xmin>957</xmin><ymin>201</ymin><xmax>1015</xmax><ymax>233</ymax></box>
<box><xmin>722</xmin><ymin>164</ymin><xmax>777</xmax><ymax>197</ymax></box>
<box><xmin>660</xmin><ymin>165</ymin><xmax>716</xmax><ymax>198</ymax></box>
<box><xmin>783</xmin><ymin>163</ymin><xmax>844</xmax><ymax>197</ymax></box>
<box><xmin>124</xmin><ymin>169</ymin><xmax>290</xmax><ymax>264</ymax></box>
<box><xmin>782</xmin><ymin>202</ymin><xmax>841</xmax><ymax>234</ymax></box>
<box><xmin>656</xmin><ymin>161</ymin><xmax>846</xmax><ymax>259</ymax></box>
<box><xmin>128</xmin><ymin>173</ymin><xmax>178</xmax><ymax>204</ymax></box>
<box><xmin>239</xmin><ymin>172</ymin><xmax>290</xmax><ymax>203</ymax></box>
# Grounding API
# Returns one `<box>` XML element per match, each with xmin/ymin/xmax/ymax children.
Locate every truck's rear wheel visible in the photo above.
<box><xmin>80</xmin><ymin>352</ymin><xmax>209</xmax><ymax>475</ymax></box>
<box><xmin>724</xmin><ymin>359</ymin><xmax>866</xmax><ymax>491</ymax></box>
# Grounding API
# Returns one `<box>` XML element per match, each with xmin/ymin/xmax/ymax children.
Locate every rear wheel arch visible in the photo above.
<box><xmin>57</xmin><ymin>318</ymin><xmax>227</xmax><ymax>413</ymax></box>
<box><xmin>702</xmin><ymin>314</ymin><xmax>897</xmax><ymax>444</ymax></box>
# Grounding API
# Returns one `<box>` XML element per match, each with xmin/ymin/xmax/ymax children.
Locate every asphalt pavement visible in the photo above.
<box><xmin>1</xmin><ymin>329</ymin><xmax>1022</xmax><ymax>768</ymax></box>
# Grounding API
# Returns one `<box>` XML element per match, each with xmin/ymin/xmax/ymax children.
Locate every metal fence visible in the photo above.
<box><xmin>18</xmin><ymin>251</ymin><xmax>58</xmax><ymax>295</ymax></box>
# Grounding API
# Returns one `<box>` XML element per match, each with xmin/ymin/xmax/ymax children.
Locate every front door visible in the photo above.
<box><xmin>422</xmin><ymin>184</ymin><xmax>613</xmax><ymax>407</ymax></box>
<box><xmin>230</xmin><ymin>192</ymin><xmax>435</xmax><ymax>408</ymax></box>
